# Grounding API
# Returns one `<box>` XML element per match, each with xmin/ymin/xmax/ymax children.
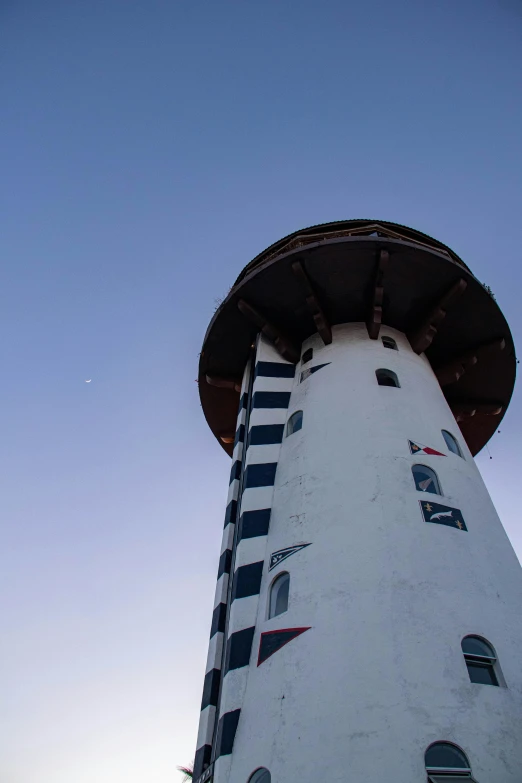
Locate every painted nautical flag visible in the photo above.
<box><xmin>300</xmin><ymin>363</ymin><xmax>331</xmax><ymax>383</ymax></box>
<box><xmin>258</xmin><ymin>627</ymin><xmax>311</xmax><ymax>666</ymax></box>
<box><xmin>409</xmin><ymin>440</ymin><xmax>446</xmax><ymax>456</ymax></box>
<box><xmin>269</xmin><ymin>543</ymin><xmax>311</xmax><ymax>571</ymax></box>
<box><xmin>420</xmin><ymin>500</ymin><xmax>467</xmax><ymax>531</ymax></box>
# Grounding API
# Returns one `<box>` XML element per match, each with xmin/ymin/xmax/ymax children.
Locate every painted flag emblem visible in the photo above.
<box><xmin>300</xmin><ymin>363</ymin><xmax>331</xmax><ymax>383</ymax></box>
<box><xmin>258</xmin><ymin>627</ymin><xmax>311</xmax><ymax>666</ymax></box>
<box><xmin>269</xmin><ymin>543</ymin><xmax>311</xmax><ymax>571</ymax></box>
<box><xmin>409</xmin><ymin>440</ymin><xmax>446</xmax><ymax>456</ymax></box>
<box><xmin>420</xmin><ymin>500</ymin><xmax>467</xmax><ymax>531</ymax></box>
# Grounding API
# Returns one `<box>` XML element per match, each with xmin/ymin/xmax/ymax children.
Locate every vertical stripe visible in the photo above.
<box><xmin>213</xmin><ymin>335</ymin><xmax>297</xmax><ymax>779</ymax></box>
<box><xmin>217</xmin><ymin>549</ymin><xmax>232</xmax><ymax>578</ymax></box>
<box><xmin>255</xmin><ymin>361</ymin><xmax>296</xmax><ymax>378</ymax></box>
<box><xmin>247</xmin><ymin>423</ymin><xmax>285</xmax><ymax>447</ymax></box>
<box><xmin>253</xmin><ymin>390</ymin><xmax>291</xmax><ymax>408</ymax></box>
<box><xmin>234</xmin><ymin>423</ymin><xmax>245</xmax><ymax>447</ymax></box>
<box><xmin>193</xmin><ymin>744</ymin><xmax>212</xmax><ymax>782</ymax></box>
<box><xmin>223</xmin><ymin>499</ymin><xmax>238</xmax><ymax>528</ymax></box>
<box><xmin>244</xmin><ymin>462</ymin><xmax>278</xmax><ymax>488</ymax></box>
<box><xmin>201</xmin><ymin>668</ymin><xmax>221</xmax><ymax>710</ymax></box>
<box><xmin>216</xmin><ymin>709</ymin><xmax>241</xmax><ymax>757</ymax></box>
<box><xmin>194</xmin><ymin>358</ymin><xmax>254</xmax><ymax>780</ymax></box>
<box><xmin>224</xmin><ymin>626</ymin><xmax>256</xmax><ymax>673</ymax></box>
<box><xmin>238</xmin><ymin>508</ymin><xmax>271</xmax><ymax>540</ymax></box>
<box><xmin>229</xmin><ymin>460</ymin><xmax>242</xmax><ymax>484</ymax></box>
<box><xmin>210</xmin><ymin>603</ymin><xmax>227</xmax><ymax>638</ymax></box>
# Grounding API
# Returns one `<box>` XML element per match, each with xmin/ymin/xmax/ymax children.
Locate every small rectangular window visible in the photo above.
<box><xmin>442</xmin><ymin>429</ymin><xmax>464</xmax><ymax>458</ymax></box>
<box><xmin>382</xmin><ymin>336</ymin><xmax>397</xmax><ymax>350</ymax></box>
<box><xmin>286</xmin><ymin>410</ymin><xmax>303</xmax><ymax>436</ymax></box>
<box><xmin>466</xmin><ymin>661</ymin><xmax>498</xmax><ymax>686</ymax></box>
<box><xmin>376</xmin><ymin>368</ymin><xmax>400</xmax><ymax>387</ymax></box>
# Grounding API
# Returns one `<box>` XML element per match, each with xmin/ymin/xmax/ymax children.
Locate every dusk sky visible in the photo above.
<box><xmin>1</xmin><ymin>2</ymin><xmax>521</xmax><ymax>782</ymax></box>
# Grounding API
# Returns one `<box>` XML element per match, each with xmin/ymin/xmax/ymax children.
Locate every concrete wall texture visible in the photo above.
<box><xmin>197</xmin><ymin>325</ymin><xmax>522</xmax><ymax>783</ymax></box>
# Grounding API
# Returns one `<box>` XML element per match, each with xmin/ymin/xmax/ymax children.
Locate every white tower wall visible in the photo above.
<box><xmin>200</xmin><ymin>325</ymin><xmax>522</xmax><ymax>783</ymax></box>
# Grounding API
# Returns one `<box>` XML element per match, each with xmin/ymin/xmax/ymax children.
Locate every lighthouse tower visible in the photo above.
<box><xmin>193</xmin><ymin>220</ymin><xmax>522</xmax><ymax>783</ymax></box>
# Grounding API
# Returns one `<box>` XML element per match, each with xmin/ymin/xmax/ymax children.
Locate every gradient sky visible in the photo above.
<box><xmin>1</xmin><ymin>1</ymin><xmax>521</xmax><ymax>781</ymax></box>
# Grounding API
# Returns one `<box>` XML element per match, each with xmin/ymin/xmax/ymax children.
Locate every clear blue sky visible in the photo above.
<box><xmin>1</xmin><ymin>1</ymin><xmax>521</xmax><ymax>781</ymax></box>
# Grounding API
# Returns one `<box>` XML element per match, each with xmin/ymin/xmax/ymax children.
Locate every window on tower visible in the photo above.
<box><xmin>248</xmin><ymin>769</ymin><xmax>271</xmax><ymax>783</ymax></box>
<box><xmin>301</xmin><ymin>348</ymin><xmax>313</xmax><ymax>364</ymax></box>
<box><xmin>375</xmin><ymin>368</ymin><xmax>400</xmax><ymax>387</ymax></box>
<box><xmin>412</xmin><ymin>464</ymin><xmax>442</xmax><ymax>495</ymax></box>
<box><xmin>442</xmin><ymin>430</ymin><xmax>463</xmax><ymax>458</ymax></box>
<box><xmin>461</xmin><ymin>636</ymin><xmax>499</xmax><ymax>686</ymax></box>
<box><xmin>381</xmin><ymin>336</ymin><xmax>398</xmax><ymax>350</ymax></box>
<box><xmin>268</xmin><ymin>572</ymin><xmax>290</xmax><ymax>618</ymax></box>
<box><xmin>425</xmin><ymin>742</ymin><xmax>476</xmax><ymax>781</ymax></box>
<box><xmin>286</xmin><ymin>410</ymin><xmax>303</xmax><ymax>436</ymax></box>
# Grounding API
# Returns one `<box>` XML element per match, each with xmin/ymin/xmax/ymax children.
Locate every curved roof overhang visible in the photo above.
<box><xmin>198</xmin><ymin>220</ymin><xmax>515</xmax><ymax>457</ymax></box>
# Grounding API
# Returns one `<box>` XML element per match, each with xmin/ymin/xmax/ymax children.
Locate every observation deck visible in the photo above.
<box><xmin>198</xmin><ymin>219</ymin><xmax>515</xmax><ymax>456</ymax></box>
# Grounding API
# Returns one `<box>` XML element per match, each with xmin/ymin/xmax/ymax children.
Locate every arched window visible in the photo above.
<box><xmin>376</xmin><ymin>368</ymin><xmax>400</xmax><ymax>387</ymax></box>
<box><xmin>461</xmin><ymin>636</ymin><xmax>499</xmax><ymax>686</ymax></box>
<box><xmin>425</xmin><ymin>742</ymin><xmax>475</xmax><ymax>781</ymax></box>
<box><xmin>442</xmin><ymin>430</ymin><xmax>463</xmax><ymax>458</ymax></box>
<box><xmin>301</xmin><ymin>348</ymin><xmax>313</xmax><ymax>364</ymax></box>
<box><xmin>382</xmin><ymin>336</ymin><xmax>398</xmax><ymax>350</ymax></box>
<box><xmin>286</xmin><ymin>410</ymin><xmax>303</xmax><ymax>436</ymax></box>
<box><xmin>412</xmin><ymin>464</ymin><xmax>442</xmax><ymax>495</ymax></box>
<box><xmin>269</xmin><ymin>572</ymin><xmax>289</xmax><ymax>618</ymax></box>
<box><xmin>248</xmin><ymin>769</ymin><xmax>271</xmax><ymax>783</ymax></box>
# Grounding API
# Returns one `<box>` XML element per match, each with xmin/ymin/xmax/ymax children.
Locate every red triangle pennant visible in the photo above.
<box><xmin>409</xmin><ymin>440</ymin><xmax>445</xmax><ymax>457</ymax></box>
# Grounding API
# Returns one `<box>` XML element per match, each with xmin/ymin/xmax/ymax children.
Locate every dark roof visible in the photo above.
<box><xmin>234</xmin><ymin>219</ymin><xmax>470</xmax><ymax>286</ymax></box>
<box><xmin>199</xmin><ymin>219</ymin><xmax>515</xmax><ymax>457</ymax></box>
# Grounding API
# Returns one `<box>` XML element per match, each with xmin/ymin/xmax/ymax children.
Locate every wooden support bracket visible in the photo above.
<box><xmin>237</xmin><ymin>299</ymin><xmax>300</xmax><ymax>364</ymax></box>
<box><xmin>409</xmin><ymin>278</ymin><xmax>468</xmax><ymax>354</ymax></box>
<box><xmin>292</xmin><ymin>261</ymin><xmax>332</xmax><ymax>345</ymax></box>
<box><xmin>206</xmin><ymin>375</ymin><xmax>242</xmax><ymax>393</ymax></box>
<box><xmin>366</xmin><ymin>248</ymin><xmax>389</xmax><ymax>340</ymax></box>
<box><xmin>435</xmin><ymin>338</ymin><xmax>506</xmax><ymax>386</ymax></box>
<box><xmin>450</xmin><ymin>400</ymin><xmax>503</xmax><ymax>422</ymax></box>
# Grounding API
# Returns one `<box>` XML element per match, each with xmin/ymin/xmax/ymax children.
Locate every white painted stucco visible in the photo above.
<box><xmin>228</xmin><ymin>323</ymin><xmax>522</xmax><ymax>783</ymax></box>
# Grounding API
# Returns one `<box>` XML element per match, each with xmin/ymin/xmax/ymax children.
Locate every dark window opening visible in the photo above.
<box><xmin>301</xmin><ymin>348</ymin><xmax>313</xmax><ymax>364</ymax></box>
<box><xmin>382</xmin><ymin>336</ymin><xmax>398</xmax><ymax>350</ymax></box>
<box><xmin>269</xmin><ymin>573</ymin><xmax>289</xmax><ymax>618</ymax></box>
<box><xmin>287</xmin><ymin>410</ymin><xmax>303</xmax><ymax>436</ymax></box>
<box><xmin>412</xmin><ymin>464</ymin><xmax>442</xmax><ymax>495</ymax></box>
<box><xmin>425</xmin><ymin>742</ymin><xmax>475</xmax><ymax>781</ymax></box>
<box><xmin>376</xmin><ymin>368</ymin><xmax>400</xmax><ymax>387</ymax></box>
<box><xmin>249</xmin><ymin>769</ymin><xmax>271</xmax><ymax>783</ymax></box>
<box><xmin>462</xmin><ymin>636</ymin><xmax>499</xmax><ymax>686</ymax></box>
<box><xmin>442</xmin><ymin>430</ymin><xmax>463</xmax><ymax>458</ymax></box>
<box><xmin>465</xmin><ymin>661</ymin><xmax>498</xmax><ymax>686</ymax></box>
